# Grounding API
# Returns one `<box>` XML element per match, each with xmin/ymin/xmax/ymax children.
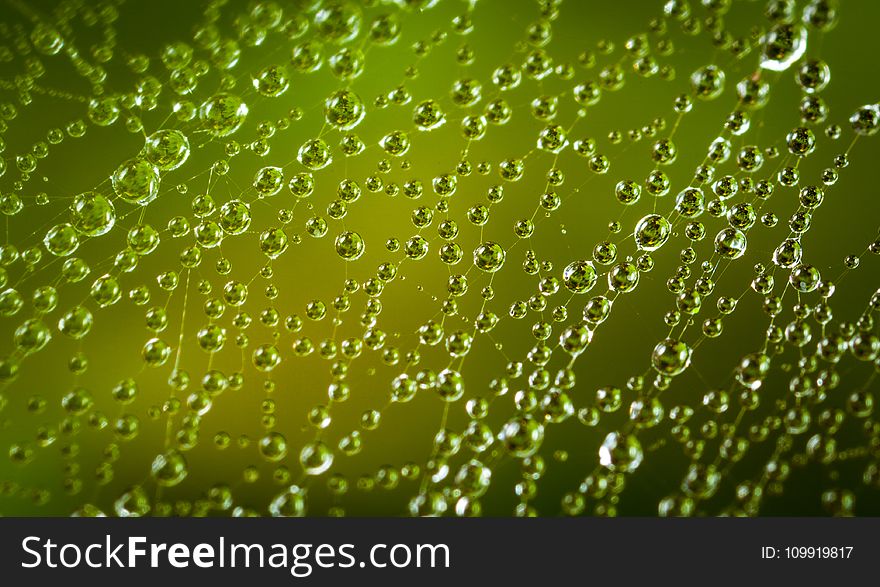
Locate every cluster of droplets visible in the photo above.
<box><xmin>0</xmin><ymin>0</ymin><xmax>879</xmax><ymax>518</ymax></box>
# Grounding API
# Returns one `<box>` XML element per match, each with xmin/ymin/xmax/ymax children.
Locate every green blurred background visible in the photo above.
<box><xmin>0</xmin><ymin>0</ymin><xmax>879</xmax><ymax>516</ymax></box>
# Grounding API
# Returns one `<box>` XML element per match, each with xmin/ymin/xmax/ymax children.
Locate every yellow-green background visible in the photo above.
<box><xmin>0</xmin><ymin>0</ymin><xmax>879</xmax><ymax>515</ymax></box>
